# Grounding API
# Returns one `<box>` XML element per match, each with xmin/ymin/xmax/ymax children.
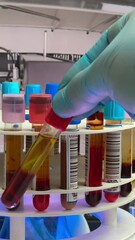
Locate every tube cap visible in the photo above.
<box><xmin>2</xmin><ymin>81</ymin><xmax>20</xmax><ymax>94</ymax></box>
<box><xmin>104</xmin><ymin>100</ymin><xmax>124</xmax><ymax>120</ymax></box>
<box><xmin>70</xmin><ymin>119</ymin><xmax>81</xmax><ymax>125</ymax></box>
<box><xmin>45</xmin><ymin>108</ymin><xmax>72</xmax><ymax>131</ymax></box>
<box><xmin>29</xmin><ymin>94</ymin><xmax>52</xmax><ymax>124</ymax></box>
<box><xmin>45</xmin><ymin>83</ymin><xmax>59</xmax><ymax>99</ymax></box>
<box><xmin>25</xmin><ymin>84</ymin><xmax>42</xmax><ymax>108</ymax></box>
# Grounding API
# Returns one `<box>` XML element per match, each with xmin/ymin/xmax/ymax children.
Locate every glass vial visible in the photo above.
<box><xmin>29</xmin><ymin>94</ymin><xmax>51</xmax><ymax>211</ymax></box>
<box><xmin>2</xmin><ymin>94</ymin><xmax>25</xmax><ymax>208</ymax></box>
<box><xmin>85</xmin><ymin>133</ymin><xmax>103</xmax><ymax>207</ymax></box>
<box><xmin>85</xmin><ymin>111</ymin><xmax>104</xmax><ymax>207</ymax></box>
<box><xmin>45</xmin><ymin>82</ymin><xmax>60</xmax><ymax>155</ymax></box>
<box><xmin>1</xmin><ymin>108</ymin><xmax>72</xmax><ymax>210</ymax></box>
<box><xmin>32</xmin><ymin>132</ymin><xmax>50</xmax><ymax>211</ymax></box>
<box><xmin>104</xmin><ymin>131</ymin><xmax>122</xmax><ymax>202</ymax></box>
<box><xmin>104</xmin><ymin>100</ymin><xmax>124</xmax><ymax>202</ymax></box>
<box><xmin>4</xmin><ymin>136</ymin><xmax>23</xmax><ymax>189</ymax></box>
<box><xmin>25</xmin><ymin>84</ymin><xmax>42</xmax><ymax>153</ymax></box>
<box><xmin>60</xmin><ymin>134</ymin><xmax>78</xmax><ymax>210</ymax></box>
<box><xmin>120</xmin><ymin>129</ymin><xmax>132</xmax><ymax>197</ymax></box>
<box><xmin>132</xmin><ymin>128</ymin><xmax>135</xmax><ymax>173</ymax></box>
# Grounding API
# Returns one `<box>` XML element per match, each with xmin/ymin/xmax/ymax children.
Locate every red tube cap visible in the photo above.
<box><xmin>45</xmin><ymin>108</ymin><xmax>72</xmax><ymax>131</ymax></box>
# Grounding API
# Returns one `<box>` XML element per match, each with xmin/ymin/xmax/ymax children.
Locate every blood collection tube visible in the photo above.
<box><xmin>1</xmin><ymin>107</ymin><xmax>72</xmax><ymax>209</ymax></box>
<box><xmin>85</xmin><ymin>111</ymin><xmax>104</xmax><ymax>207</ymax></box>
<box><xmin>104</xmin><ymin>131</ymin><xmax>122</xmax><ymax>202</ymax></box>
<box><xmin>29</xmin><ymin>94</ymin><xmax>52</xmax><ymax>211</ymax></box>
<box><xmin>45</xmin><ymin>82</ymin><xmax>60</xmax><ymax>154</ymax></box>
<box><xmin>104</xmin><ymin>100</ymin><xmax>124</xmax><ymax>202</ymax></box>
<box><xmin>25</xmin><ymin>84</ymin><xmax>42</xmax><ymax>152</ymax></box>
<box><xmin>60</xmin><ymin>120</ymin><xmax>80</xmax><ymax>210</ymax></box>
<box><xmin>120</xmin><ymin>129</ymin><xmax>132</xmax><ymax>197</ymax></box>
<box><xmin>2</xmin><ymin>94</ymin><xmax>25</xmax><ymax>206</ymax></box>
<box><xmin>132</xmin><ymin>128</ymin><xmax>135</xmax><ymax>173</ymax></box>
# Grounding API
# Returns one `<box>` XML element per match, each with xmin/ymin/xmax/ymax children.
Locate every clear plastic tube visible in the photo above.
<box><xmin>85</xmin><ymin>111</ymin><xmax>104</xmax><ymax>207</ymax></box>
<box><xmin>104</xmin><ymin>131</ymin><xmax>121</xmax><ymax>202</ymax></box>
<box><xmin>4</xmin><ymin>135</ymin><xmax>23</xmax><ymax>209</ymax></box>
<box><xmin>4</xmin><ymin>135</ymin><xmax>23</xmax><ymax>189</ymax></box>
<box><xmin>85</xmin><ymin>133</ymin><xmax>103</xmax><ymax>207</ymax></box>
<box><xmin>120</xmin><ymin>129</ymin><xmax>132</xmax><ymax>197</ymax></box>
<box><xmin>132</xmin><ymin>128</ymin><xmax>135</xmax><ymax>173</ymax></box>
<box><xmin>32</xmin><ymin>124</ymin><xmax>50</xmax><ymax>211</ymax></box>
<box><xmin>104</xmin><ymin>101</ymin><xmax>124</xmax><ymax>202</ymax></box>
<box><xmin>2</xmin><ymin>94</ymin><xmax>25</xmax><ymax>208</ymax></box>
<box><xmin>60</xmin><ymin>134</ymin><xmax>78</xmax><ymax>210</ymax></box>
<box><xmin>29</xmin><ymin>94</ymin><xmax>52</xmax><ymax>211</ymax></box>
<box><xmin>1</xmin><ymin>108</ymin><xmax>72</xmax><ymax>209</ymax></box>
<box><xmin>32</xmin><ymin>154</ymin><xmax>50</xmax><ymax>211</ymax></box>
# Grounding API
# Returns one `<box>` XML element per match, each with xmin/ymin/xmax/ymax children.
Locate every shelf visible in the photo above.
<box><xmin>0</xmin><ymin>119</ymin><xmax>135</xmax><ymax>136</ymax></box>
<box><xmin>0</xmin><ymin>111</ymin><xmax>134</xmax><ymax>239</ymax></box>
<box><xmin>18</xmin><ymin>173</ymin><xmax>135</xmax><ymax>194</ymax></box>
<box><xmin>0</xmin><ymin>175</ymin><xmax>134</xmax><ymax>195</ymax></box>
<box><xmin>0</xmin><ymin>1</ymin><xmax>124</xmax><ymax>32</ymax></box>
<box><xmin>0</xmin><ymin>187</ymin><xmax>135</xmax><ymax>217</ymax></box>
<box><xmin>68</xmin><ymin>208</ymin><xmax>135</xmax><ymax>240</ymax></box>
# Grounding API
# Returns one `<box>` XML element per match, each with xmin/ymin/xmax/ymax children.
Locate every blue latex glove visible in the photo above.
<box><xmin>52</xmin><ymin>10</ymin><xmax>135</xmax><ymax>120</ymax></box>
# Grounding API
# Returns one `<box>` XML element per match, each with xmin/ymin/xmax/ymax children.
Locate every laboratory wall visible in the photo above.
<box><xmin>0</xmin><ymin>27</ymin><xmax>101</xmax><ymax>54</ymax></box>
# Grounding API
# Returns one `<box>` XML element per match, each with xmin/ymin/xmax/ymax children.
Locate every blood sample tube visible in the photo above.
<box><xmin>104</xmin><ymin>100</ymin><xmax>124</xmax><ymax>202</ymax></box>
<box><xmin>104</xmin><ymin>131</ymin><xmax>122</xmax><ymax>202</ymax></box>
<box><xmin>45</xmin><ymin>82</ymin><xmax>60</xmax><ymax>154</ymax></box>
<box><xmin>2</xmin><ymin>94</ymin><xmax>25</xmax><ymax>207</ymax></box>
<box><xmin>1</xmin><ymin>107</ymin><xmax>72</xmax><ymax>210</ymax></box>
<box><xmin>60</xmin><ymin>120</ymin><xmax>80</xmax><ymax>210</ymax></box>
<box><xmin>25</xmin><ymin>84</ymin><xmax>42</xmax><ymax>152</ymax></box>
<box><xmin>120</xmin><ymin>129</ymin><xmax>132</xmax><ymax>197</ymax></box>
<box><xmin>85</xmin><ymin>111</ymin><xmax>104</xmax><ymax>207</ymax></box>
<box><xmin>132</xmin><ymin>128</ymin><xmax>135</xmax><ymax>173</ymax></box>
<box><xmin>29</xmin><ymin>94</ymin><xmax>52</xmax><ymax>211</ymax></box>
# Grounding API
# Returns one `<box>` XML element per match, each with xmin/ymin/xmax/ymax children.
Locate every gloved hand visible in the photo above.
<box><xmin>52</xmin><ymin>10</ymin><xmax>135</xmax><ymax>120</ymax></box>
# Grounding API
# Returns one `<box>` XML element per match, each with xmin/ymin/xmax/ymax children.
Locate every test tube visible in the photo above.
<box><xmin>132</xmin><ymin>128</ymin><xmax>135</xmax><ymax>173</ymax></box>
<box><xmin>1</xmin><ymin>107</ymin><xmax>72</xmax><ymax>209</ymax></box>
<box><xmin>104</xmin><ymin>100</ymin><xmax>124</xmax><ymax>202</ymax></box>
<box><xmin>120</xmin><ymin>129</ymin><xmax>132</xmax><ymax>197</ymax></box>
<box><xmin>60</xmin><ymin>120</ymin><xmax>80</xmax><ymax>210</ymax></box>
<box><xmin>104</xmin><ymin>131</ymin><xmax>122</xmax><ymax>202</ymax></box>
<box><xmin>85</xmin><ymin>111</ymin><xmax>104</xmax><ymax>207</ymax></box>
<box><xmin>2</xmin><ymin>94</ymin><xmax>25</xmax><ymax>207</ymax></box>
<box><xmin>45</xmin><ymin>82</ymin><xmax>60</xmax><ymax>154</ymax></box>
<box><xmin>25</xmin><ymin>84</ymin><xmax>42</xmax><ymax>152</ymax></box>
<box><xmin>29</xmin><ymin>94</ymin><xmax>52</xmax><ymax>211</ymax></box>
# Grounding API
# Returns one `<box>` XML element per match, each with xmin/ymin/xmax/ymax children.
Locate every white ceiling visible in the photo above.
<box><xmin>0</xmin><ymin>1</ymin><xmax>134</xmax><ymax>32</ymax></box>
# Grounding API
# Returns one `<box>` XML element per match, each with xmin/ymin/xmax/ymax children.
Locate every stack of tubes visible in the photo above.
<box><xmin>1</xmin><ymin>95</ymin><xmax>134</xmax><ymax>211</ymax></box>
